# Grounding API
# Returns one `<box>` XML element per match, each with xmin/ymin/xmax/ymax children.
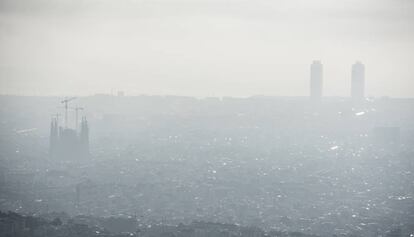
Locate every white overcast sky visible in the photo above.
<box><xmin>0</xmin><ymin>0</ymin><xmax>413</xmax><ymax>97</ymax></box>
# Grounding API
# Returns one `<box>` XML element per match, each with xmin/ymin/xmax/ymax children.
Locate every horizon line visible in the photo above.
<box><xmin>1</xmin><ymin>93</ymin><xmax>413</xmax><ymax>100</ymax></box>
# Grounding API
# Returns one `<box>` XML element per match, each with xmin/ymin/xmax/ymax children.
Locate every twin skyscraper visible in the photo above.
<box><xmin>310</xmin><ymin>61</ymin><xmax>365</xmax><ymax>101</ymax></box>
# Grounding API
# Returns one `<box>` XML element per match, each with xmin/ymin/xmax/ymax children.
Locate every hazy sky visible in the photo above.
<box><xmin>0</xmin><ymin>0</ymin><xmax>413</xmax><ymax>97</ymax></box>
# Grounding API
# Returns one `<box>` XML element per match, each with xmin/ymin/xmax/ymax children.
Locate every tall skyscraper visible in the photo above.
<box><xmin>351</xmin><ymin>61</ymin><xmax>365</xmax><ymax>100</ymax></box>
<box><xmin>310</xmin><ymin>60</ymin><xmax>323</xmax><ymax>101</ymax></box>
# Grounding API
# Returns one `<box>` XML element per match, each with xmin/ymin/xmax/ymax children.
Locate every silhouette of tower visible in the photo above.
<box><xmin>49</xmin><ymin>118</ymin><xmax>58</xmax><ymax>157</ymax></box>
<box><xmin>80</xmin><ymin>116</ymin><xmax>89</xmax><ymax>156</ymax></box>
<box><xmin>49</xmin><ymin>99</ymin><xmax>90</xmax><ymax>159</ymax></box>
<box><xmin>351</xmin><ymin>61</ymin><xmax>365</xmax><ymax>100</ymax></box>
<box><xmin>310</xmin><ymin>60</ymin><xmax>323</xmax><ymax>101</ymax></box>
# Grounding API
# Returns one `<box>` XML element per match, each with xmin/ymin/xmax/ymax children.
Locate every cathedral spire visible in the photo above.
<box><xmin>80</xmin><ymin>116</ymin><xmax>89</xmax><ymax>156</ymax></box>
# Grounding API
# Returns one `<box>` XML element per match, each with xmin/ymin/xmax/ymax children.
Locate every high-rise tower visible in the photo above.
<box><xmin>310</xmin><ymin>60</ymin><xmax>323</xmax><ymax>101</ymax></box>
<box><xmin>351</xmin><ymin>61</ymin><xmax>365</xmax><ymax>100</ymax></box>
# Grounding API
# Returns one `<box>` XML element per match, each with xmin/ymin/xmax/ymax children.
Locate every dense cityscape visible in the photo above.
<box><xmin>1</xmin><ymin>0</ymin><xmax>414</xmax><ymax>236</ymax></box>
<box><xmin>1</xmin><ymin>87</ymin><xmax>413</xmax><ymax>236</ymax></box>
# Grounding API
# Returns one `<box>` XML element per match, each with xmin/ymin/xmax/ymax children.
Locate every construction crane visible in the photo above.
<box><xmin>61</xmin><ymin>97</ymin><xmax>76</xmax><ymax>128</ymax></box>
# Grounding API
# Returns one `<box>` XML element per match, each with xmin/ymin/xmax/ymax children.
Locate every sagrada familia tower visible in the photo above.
<box><xmin>49</xmin><ymin>98</ymin><xmax>89</xmax><ymax>159</ymax></box>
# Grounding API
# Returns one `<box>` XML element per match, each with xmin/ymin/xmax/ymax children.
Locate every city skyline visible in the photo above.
<box><xmin>1</xmin><ymin>0</ymin><xmax>413</xmax><ymax>97</ymax></box>
<box><xmin>1</xmin><ymin>60</ymin><xmax>376</xmax><ymax>99</ymax></box>
<box><xmin>0</xmin><ymin>1</ymin><xmax>413</xmax><ymax>236</ymax></box>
